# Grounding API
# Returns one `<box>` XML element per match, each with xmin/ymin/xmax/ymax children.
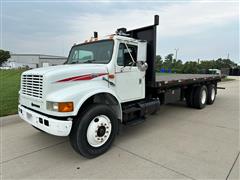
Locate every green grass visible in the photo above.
<box><xmin>156</xmin><ymin>72</ymin><xmax>174</xmax><ymax>76</ymax></box>
<box><xmin>0</xmin><ymin>69</ymin><xmax>26</xmax><ymax>117</ymax></box>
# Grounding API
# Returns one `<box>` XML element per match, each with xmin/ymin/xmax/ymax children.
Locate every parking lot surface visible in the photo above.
<box><xmin>1</xmin><ymin>80</ymin><xmax>239</xmax><ymax>179</ymax></box>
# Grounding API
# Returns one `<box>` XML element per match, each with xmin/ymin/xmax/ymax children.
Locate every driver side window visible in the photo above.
<box><xmin>117</xmin><ymin>43</ymin><xmax>137</xmax><ymax>66</ymax></box>
<box><xmin>72</xmin><ymin>50</ymin><xmax>93</xmax><ymax>61</ymax></box>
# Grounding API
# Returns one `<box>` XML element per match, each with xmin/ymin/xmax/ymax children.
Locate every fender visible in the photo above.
<box><xmin>46</xmin><ymin>83</ymin><xmax>122</xmax><ymax>120</ymax></box>
<box><xmin>75</xmin><ymin>88</ymin><xmax>122</xmax><ymax>120</ymax></box>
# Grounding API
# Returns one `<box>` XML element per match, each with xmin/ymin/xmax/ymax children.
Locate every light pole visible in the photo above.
<box><xmin>174</xmin><ymin>48</ymin><xmax>179</xmax><ymax>61</ymax></box>
<box><xmin>227</xmin><ymin>53</ymin><xmax>230</xmax><ymax>60</ymax></box>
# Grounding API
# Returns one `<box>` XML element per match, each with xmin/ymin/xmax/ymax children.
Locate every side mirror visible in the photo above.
<box><xmin>137</xmin><ymin>41</ymin><xmax>147</xmax><ymax>62</ymax></box>
<box><xmin>137</xmin><ymin>61</ymin><xmax>148</xmax><ymax>71</ymax></box>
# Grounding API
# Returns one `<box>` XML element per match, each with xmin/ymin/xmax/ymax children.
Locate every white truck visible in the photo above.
<box><xmin>18</xmin><ymin>15</ymin><xmax>221</xmax><ymax>158</ymax></box>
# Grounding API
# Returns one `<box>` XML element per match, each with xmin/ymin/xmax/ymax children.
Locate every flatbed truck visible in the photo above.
<box><xmin>18</xmin><ymin>15</ymin><xmax>222</xmax><ymax>158</ymax></box>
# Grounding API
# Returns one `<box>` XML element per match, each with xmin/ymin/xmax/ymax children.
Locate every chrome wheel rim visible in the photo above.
<box><xmin>201</xmin><ymin>89</ymin><xmax>207</xmax><ymax>104</ymax></box>
<box><xmin>211</xmin><ymin>88</ymin><xmax>215</xmax><ymax>101</ymax></box>
<box><xmin>87</xmin><ymin>115</ymin><xmax>112</xmax><ymax>147</ymax></box>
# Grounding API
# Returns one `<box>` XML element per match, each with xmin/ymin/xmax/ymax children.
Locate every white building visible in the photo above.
<box><xmin>3</xmin><ymin>54</ymin><xmax>67</xmax><ymax>69</ymax></box>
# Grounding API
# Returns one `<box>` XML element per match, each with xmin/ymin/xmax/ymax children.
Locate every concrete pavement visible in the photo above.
<box><xmin>1</xmin><ymin>80</ymin><xmax>239</xmax><ymax>179</ymax></box>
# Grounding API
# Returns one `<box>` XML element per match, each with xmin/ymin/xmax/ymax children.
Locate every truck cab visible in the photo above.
<box><xmin>18</xmin><ymin>28</ymin><xmax>152</xmax><ymax>157</ymax></box>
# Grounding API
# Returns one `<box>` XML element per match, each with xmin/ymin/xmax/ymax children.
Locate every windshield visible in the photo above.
<box><xmin>66</xmin><ymin>40</ymin><xmax>114</xmax><ymax>64</ymax></box>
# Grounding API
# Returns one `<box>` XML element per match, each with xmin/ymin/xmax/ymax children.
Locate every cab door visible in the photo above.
<box><xmin>115</xmin><ymin>42</ymin><xmax>144</xmax><ymax>102</ymax></box>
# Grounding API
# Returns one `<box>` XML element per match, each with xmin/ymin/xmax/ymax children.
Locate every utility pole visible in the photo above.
<box><xmin>174</xmin><ymin>48</ymin><xmax>179</xmax><ymax>61</ymax></box>
<box><xmin>227</xmin><ymin>53</ymin><xmax>230</xmax><ymax>60</ymax></box>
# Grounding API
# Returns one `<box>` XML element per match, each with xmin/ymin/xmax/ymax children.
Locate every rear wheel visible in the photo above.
<box><xmin>207</xmin><ymin>84</ymin><xmax>216</xmax><ymax>105</ymax></box>
<box><xmin>193</xmin><ymin>85</ymin><xmax>208</xmax><ymax>109</ymax></box>
<box><xmin>69</xmin><ymin>104</ymin><xmax>118</xmax><ymax>158</ymax></box>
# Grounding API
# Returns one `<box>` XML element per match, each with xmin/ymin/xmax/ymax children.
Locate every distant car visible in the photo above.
<box><xmin>0</xmin><ymin>66</ymin><xmax>11</xmax><ymax>70</ymax></box>
<box><xmin>208</xmin><ymin>69</ymin><xmax>221</xmax><ymax>75</ymax></box>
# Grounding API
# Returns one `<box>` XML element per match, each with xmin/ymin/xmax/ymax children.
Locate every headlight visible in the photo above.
<box><xmin>47</xmin><ymin>101</ymin><xmax>74</xmax><ymax>112</ymax></box>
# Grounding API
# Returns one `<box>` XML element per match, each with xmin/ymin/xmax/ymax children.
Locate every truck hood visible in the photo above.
<box><xmin>23</xmin><ymin>64</ymin><xmax>108</xmax><ymax>76</ymax></box>
<box><xmin>22</xmin><ymin>64</ymin><xmax>109</xmax><ymax>84</ymax></box>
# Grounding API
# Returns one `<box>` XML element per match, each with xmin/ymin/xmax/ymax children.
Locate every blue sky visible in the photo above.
<box><xmin>1</xmin><ymin>0</ymin><xmax>239</xmax><ymax>63</ymax></box>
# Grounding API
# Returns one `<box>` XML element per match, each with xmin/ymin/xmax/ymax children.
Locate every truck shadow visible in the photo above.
<box><xmin>115</xmin><ymin>102</ymin><xmax>191</xmax><ymax>143</ymax></box>
<box><xmin>165</xmin><ymin>101</ymin><xmax>189</xmax><ymax>108</ymax></box>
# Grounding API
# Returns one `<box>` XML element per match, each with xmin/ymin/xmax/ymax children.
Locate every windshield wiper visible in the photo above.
<box><xmin>83</xmin><ymin>59</ymin><xmax>96</xmax><ymax>63</ymax></box>
<box><xmin>69</xmin><ymin>61</ymin><xmax>78</xmax><ymax>64</ymax></box>
<box><xmin>68</xmin><ymin>59</ymin><xmax>96</xmax><ymax>64</ymax></box>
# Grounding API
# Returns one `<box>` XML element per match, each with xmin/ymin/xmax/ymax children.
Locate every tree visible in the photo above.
<box><xmin>155</xmin><ymin>55</ymin><xmax>163</xmax><ymax>70</ymax></box>
<box><xmin>163</xmin><ymin>53</ymin><xmax>174</xmax><ymax>69</ymax></box>
<box><xmin>199</xmin><ymin>58</ymin><xmax>237</xmax><ymax>70</ymax></box>
<box><xmin>182</xmin><ymin>61</ymin><xmax>199</xmax><ymax>74</ymax></box>
<box><xmin>172</xmin><ymin>59</ymin><xmax>183</xmax><ymax>73</ymax></box>
<box><xmin>156</xmin><ymin>53</ymin><xmax>238</xmax><ymax>74</ymax></box>
<box><xmin>0</xmin><ymin>49</ymin><xmax>11</xmax><ymax>66</ymax></box>
<box><xmin>215</xmin><ymin>58</ymin><xmax>237</xmax><ymax>68</ymax></box>
<box><xmin>164</xmin><ymin>54</ymin><xmax>174</xmax><ymax>63</ymax></box>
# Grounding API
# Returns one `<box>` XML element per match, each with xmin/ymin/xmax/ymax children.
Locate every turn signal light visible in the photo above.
<box><xmin>58</xmin><ymin>102</ymin><xmax>74</xmax><ymax>112</ymax></box>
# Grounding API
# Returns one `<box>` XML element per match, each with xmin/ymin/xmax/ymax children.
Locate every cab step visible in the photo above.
<box><xmin>123</xmin><ymin>117</ymin><xmax>145</xmax><ymax>126</ymax></box>
<box><xmin>122</xmin><ymin>98</ymin><xmax>160</xmax><ymax>125</ymax></box>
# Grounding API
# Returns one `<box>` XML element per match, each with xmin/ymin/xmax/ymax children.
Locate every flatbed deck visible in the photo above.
<box><xmin>154</xmin><ymin>73</ymin><xmax>222</xmax><ymax>88</ymax></box>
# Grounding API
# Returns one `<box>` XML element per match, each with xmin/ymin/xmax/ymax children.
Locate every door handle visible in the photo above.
<box><xmin>102</xmin><ymin>77</ymin><xmax>115</xmax><ymax>86</ymax></box>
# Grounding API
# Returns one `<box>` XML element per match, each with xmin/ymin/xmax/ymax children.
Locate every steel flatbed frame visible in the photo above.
<box><xmin>154</xmin><ymin>73</ymin><xmax>222</xmax><ymax>89</ymax></box>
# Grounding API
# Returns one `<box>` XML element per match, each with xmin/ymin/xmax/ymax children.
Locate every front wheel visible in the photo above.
<box><xmin>69</xmin><ymin>104</ymin><xmax>118</xmax><ymax>158</ymax></box>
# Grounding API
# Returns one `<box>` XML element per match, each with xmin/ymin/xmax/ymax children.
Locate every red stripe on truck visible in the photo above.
<box><xmin>56</xmin><ymin>73</ymin><xmax>108</xmax><ymax>82</ymax></box>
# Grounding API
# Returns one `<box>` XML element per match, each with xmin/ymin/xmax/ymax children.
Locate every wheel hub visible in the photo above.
<box><xmin>87</xmin><ymin>115</ymin><xmax>112</xmax><ymax>147</ymax></box>
<box><xmin>97</xmin><ymin>126</ymin><xmax>106</xmax><ymax>137</ymax></box>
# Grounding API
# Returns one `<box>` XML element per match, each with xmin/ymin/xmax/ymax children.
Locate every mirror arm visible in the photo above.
<box><xmin>124</xmin><ymin>42</ymin><xmax>136</xmax><ymax>65</ymax></box>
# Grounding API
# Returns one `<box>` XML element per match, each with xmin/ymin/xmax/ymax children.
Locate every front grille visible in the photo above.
<box><xmin>22</xmin><ymin>75</ymin><xmax>43</xmax><ymax>98</ymax></box>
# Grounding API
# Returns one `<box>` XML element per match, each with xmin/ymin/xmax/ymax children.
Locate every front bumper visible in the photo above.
<box><xmin>18</xmin><ymin>105</ymin><xmax>72</xmax><ymax>136</ymax></box>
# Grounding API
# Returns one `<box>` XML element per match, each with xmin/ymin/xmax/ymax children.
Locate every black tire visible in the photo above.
<box><xmin>32</xmin><ymin>125</ymin><xmax>44</xmax><ymax>132</ymax></box>
<box><xmin>185</xmin><ymin>87</ymin><xmax>195</xmax><ymax>107</ymax></box>
<box><xmin>207</xmin><ymin>84</ymin><xmax>216</xmax><ymax>105</ymax></box>
<box><xmin>69</xmin><ymin>104</ymin><xmax>118</xmax><ymax>158</ymax></box>
<box><xmin>193</xmin><ymin>85</ymin><xmax>208</xmax><ymax>109</ymax></box>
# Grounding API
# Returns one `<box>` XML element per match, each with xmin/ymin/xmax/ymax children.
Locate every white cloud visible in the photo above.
<box><xmin>68</xmin><ymin>1</ymin><xmax>238</xmax><ymax>43</ymax></box>
<box><xmin>157</xmin><ymin>2</ymin><xmax>238</xmax><ymax>36</ymax></box>
<box><xmin>4</xmin><ymin>1</ymin><xmax>238</xmax><ymax>60</ymax></box>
